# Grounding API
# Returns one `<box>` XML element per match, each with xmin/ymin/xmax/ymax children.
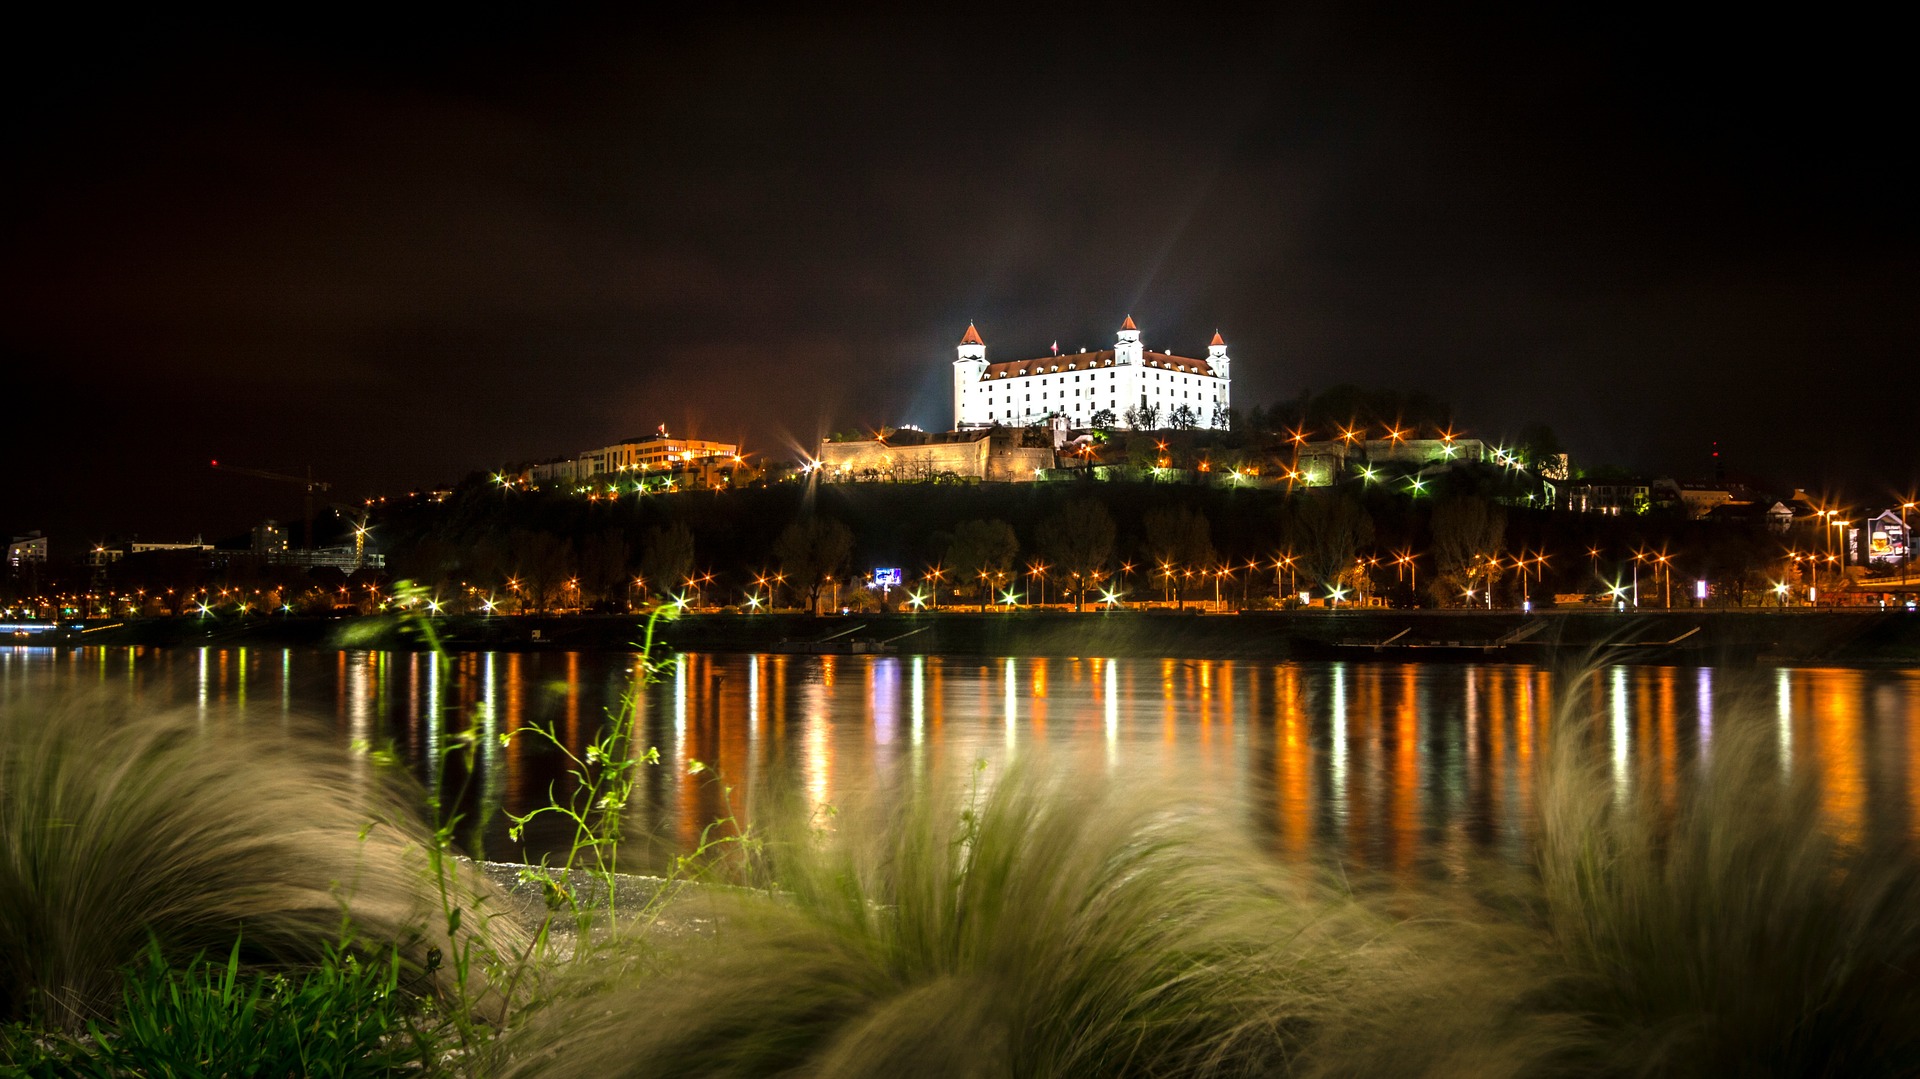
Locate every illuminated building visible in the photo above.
<box><xmin>517</xmin><ymin>429</ymin><xmax>740</xmax><ymax>487</ymax></box>
<box><xmin>579</xmin><ymin>430</ymin><xmax>738</xmax><ymax>478</ymax></box>
<box><xmin>6</xmin><ymin>532</ymin><xmax>47</xmax><ymax>568</ymax></box>
<box><xmin>952</xmin><ymin>316</ymin><xmax>1232</xmax><ymax>431</ymax></box>
<box><xmin>815</xmin><ymin>427</ymin><xmax>1054</xmax><ymax>483</ymax></box>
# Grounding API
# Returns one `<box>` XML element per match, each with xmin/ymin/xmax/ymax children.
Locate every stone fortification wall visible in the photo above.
<box><xmin>818</xmin><ymin>436</ymin><xmax>992</xmax><ymax>481</ymax></box>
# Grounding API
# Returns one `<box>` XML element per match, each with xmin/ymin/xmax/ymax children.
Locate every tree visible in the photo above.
<box><xmin>1428</xmin><ymin>496</ymin><xmax>1506</xmax><ymax>607</ymax></box>
<box><xmin>508</xmin><ymin>530</ymin><xmax>574</xmax><ymax>612</ymax></box>
<box><xmin>576</xmin><ymin>528</ymin><xmax>632</xmax><ymax>608</ymax></box>
<box><xmin>1143</xmin><ymin>505</ymin><xmax>1215</xmax><ymax>609</ymax></box>
<box><xmin>1037</xmin><ymin>499</ymin><xmax>1116</xmax><ymax>611</ymax></box>
<box><xmin>638</xmin><ymin>522</ymin><xmax>693</xmax><ymax>603</ymax></box>
<box><xmin>945</xmin><ymin>518</ymin><xmax>1020</xmax><ymax>610</ymax></box>
<box><xmin>1171</xmin><ymin>404</ymin><xmax>1198</xmax><ymax>430</ymax></box>
<box><xmin>1090</xmin><ymin>407</ymin><xmax>1117</xmax><ymax>432</ymax></box>
<box><xmin>1512</xmin><ymin>422</ymin><xmax>1569</xmax><ymax>480</ymax></box>
<box><xmin>1281</xmin><ymin>493</ymin><xmax>1374</xmax><ymax>598</ymax></box>
<box><xmin>1125</xmin><ymin>403</ymin><xmax>1163</xmax><ymax>431</ymax></box>
<box><xmin>775</xmin><ymin>516</ymin><xmax>853</xmax><ymax>613</ymax></box>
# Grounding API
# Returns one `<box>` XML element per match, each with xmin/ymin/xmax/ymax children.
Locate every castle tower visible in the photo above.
<box><xmin>1114</xmin><ymin>314</ymin><xmax>1143</xmax><ymax>366</ymax></box>
<box><xmin>1207</xmin><ymin>330</ymin><xmax>1230</xmax><ymax>380</ymax></box>
<box><xmin>954</xmin><ymin>322</ymin><xmax>987</xmax><ymax>428</ymax></box>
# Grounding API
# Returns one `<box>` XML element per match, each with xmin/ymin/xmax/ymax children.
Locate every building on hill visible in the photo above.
<box><xmin>952</xmin><ymin>317</ymin><xmax>1232</xmax><ymax>431</ymax></box>
<box><xmin>516</xmin><ymin>429</ymin><xmax>741</xmax><ymax>489</ymax></box>
<box><xmin>1559</xmin><ymin>479</ymin><xmax>1653</xmax><ymax>515</ymax></box>
<box><xmin>815</xmin><ymin>426</ymin><xmax>1055</xmax><ymax>483</ymax></box>
<box><xmin>580</xmin><ymin>431</ymin><xmax>738</xmax><ymax>478</ymax></box>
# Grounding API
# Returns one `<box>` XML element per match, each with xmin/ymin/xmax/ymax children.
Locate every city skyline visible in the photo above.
<box><xmin>4</xmin><ymin>6</ymin><xmax>1913</xmax><ymax>540</ymax></box>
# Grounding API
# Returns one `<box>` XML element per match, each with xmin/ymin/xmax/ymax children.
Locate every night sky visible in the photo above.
<box><xmin>4</xmin><ymin>5</ymin><xmax>1913</xmax><ymax>544</ymax></box>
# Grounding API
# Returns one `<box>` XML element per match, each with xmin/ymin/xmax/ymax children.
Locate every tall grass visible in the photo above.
<box><xmin>0</xmin><ymin>694</ymin><xmax>525</xmax><ymax>1033</ymax></box>
<box><xmin>1535</xmin><ymin>689</ymin><xmax>1920</xmax><ymax>1076</ymax></box>
<box><xmin>500</xmin><ymin>760</ymin><xmax>1556</xmax><ymax>1078</ymax></box>
<box><xmin>498</xmin><ymin>672</ymin><xmax>1920</xmax><ymax>1078</ymax></box>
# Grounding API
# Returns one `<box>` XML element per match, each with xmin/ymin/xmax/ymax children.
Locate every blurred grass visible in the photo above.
<box><xmin>1536</xmin><ymin>696</ymin><xmax>1920</xmax><ymax>1076</ymax></box>
<box><xmin>12</xmin><ymin>672</ymin><xmax>1920</xmax><ymax>1077</ymax></box>
<box><xmin>502</xmin><ymin>761</ymin><xmax>1564</xmax><ymax>1078</ymax></box>
<box><xmin>0</xmin><ymin>694</ymin><xmax>524</xmax><ymax>1034</ymax></box>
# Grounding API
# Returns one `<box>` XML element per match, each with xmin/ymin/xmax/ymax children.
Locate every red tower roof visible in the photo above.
<box><xmin>1120</xmin><ymin>314</ymin><xmax>1138</xmax><ymax>331</ymax></box>
<box><xmin>1210</xmin><ymin>330</ymin><xmax>1225</xmax><ymax>346</ymax></box>
<box><xmin>959</xmin><ymin>323</ymin><xmax>984</xmax><ymax>346</ymax></box>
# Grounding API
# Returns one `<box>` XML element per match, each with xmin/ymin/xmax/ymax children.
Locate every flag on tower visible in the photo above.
<box><xmin>1050</xmin><ymin>341</ymin><xmax>1059</xmax><ymax>355</ymax></box>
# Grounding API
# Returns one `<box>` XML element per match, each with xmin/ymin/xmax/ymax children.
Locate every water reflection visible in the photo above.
<box><xmin>3</xmin><ymin>647</ymin><xmax>1920</xmax><ymax>874</ymax></box>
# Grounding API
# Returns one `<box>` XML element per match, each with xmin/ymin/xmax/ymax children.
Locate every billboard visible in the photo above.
<box><xmin>872</xmin><ymin>567</ymin><xmax>903</xmax><ymax>587</ymax></box>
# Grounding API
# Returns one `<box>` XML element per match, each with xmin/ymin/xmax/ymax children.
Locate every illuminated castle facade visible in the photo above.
<box><xmin>952</xmin><ymin>316</ymin><xmax>1232</xmax><ymax>431</ymax></box>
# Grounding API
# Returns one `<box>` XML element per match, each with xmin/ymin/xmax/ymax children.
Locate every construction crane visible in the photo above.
<box><xmin>330</xmin><ymin>502</ymin><xmax>373</xmax><ymax>570</ymax></box>
<box><xmin>210</xmin><ymin>461</ymin><xmax>331</xmax><ymax>551</ymax></box>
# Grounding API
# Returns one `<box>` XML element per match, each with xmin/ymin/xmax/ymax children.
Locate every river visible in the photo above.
<box><xmin>5</xmin><ymin>646</ymin><xmax>1918</xmax><ymax>876</ymax></box>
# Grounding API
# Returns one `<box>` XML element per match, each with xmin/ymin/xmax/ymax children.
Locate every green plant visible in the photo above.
<box><xmin>20</xmin><ymin>936</ymin><xmax>433</xmax><ymax>1078</ymax></box>
<box><xmin>495</xmin><ymin>604</ymin><xmax>680</xmax><ymax>953</ymax></box>
<box><xmin>0</xmin><ymin>692</ymin><xmax>521</xmax><ymax>1034</ymax></box>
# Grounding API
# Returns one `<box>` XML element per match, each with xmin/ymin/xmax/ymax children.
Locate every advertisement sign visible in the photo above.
<box><xmin>872</xmin><ymin>567</ymin><xmax>903</xmax><ymax>587</ymax></box>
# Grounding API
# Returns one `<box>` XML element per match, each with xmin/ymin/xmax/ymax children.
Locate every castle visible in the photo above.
<box><xmin>951</xmin><ymin>316</ymin><xmax>1232</xmax><ymax>431</ymax></box>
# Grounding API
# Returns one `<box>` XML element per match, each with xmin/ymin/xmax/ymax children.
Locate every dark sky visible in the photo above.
<box><xmin>4</xmin><ymin>4</ymin><xmax>1913</xmax><ymax>543</ymax></box>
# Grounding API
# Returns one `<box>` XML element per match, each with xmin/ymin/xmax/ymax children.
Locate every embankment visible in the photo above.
<box><xmin>74</xmin><ymin>608</ymin><xmax>1920</xmax><ymax>666</ymax></box>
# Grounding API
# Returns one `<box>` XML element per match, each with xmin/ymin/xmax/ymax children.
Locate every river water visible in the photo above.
<box><xmin>5</xmin><ymin>647</ymin><xmax>1918</xmax><ymax>876</ymax></box>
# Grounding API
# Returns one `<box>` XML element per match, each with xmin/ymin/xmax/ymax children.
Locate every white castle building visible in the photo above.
<box><xmin>952</xmin><ymin>316</ymin><xmax>1232</xmax><ymax>431</ymax></box>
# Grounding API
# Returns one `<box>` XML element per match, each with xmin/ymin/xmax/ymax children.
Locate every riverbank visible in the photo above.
<box><xmin>67</xmin><ymin>607</ymin><xmax>1920</xmax><ymax>665</ymax></box>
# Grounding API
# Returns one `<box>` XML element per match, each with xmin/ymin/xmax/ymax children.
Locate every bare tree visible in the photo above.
<box><xmin>946</xmin><ymin>518</ymin><xmax>1020</xmax><ymax>610</ymax></box>
<box><xmin>509</xmin><ymin>529</ymin><xmax>574</xmax><ymax>612</ymax></box>
<box><xmin>639</xmin><ymin>521</ymin><xmax>694</xmax><ymax>603</ymax></box>
<box><xmin>1281</xmin><ymin>493</ymin><xmax>1375</xmax><ymax>598</ymax></box>
<box><xmin>577</xmin><ymin>528</ymin><xmax>632</xmax><ymax>607</ymax></box>
<box><xmin>1037</xmin><ymin>499</ymin><xmax>1115</xmax><ymax>611</ymax></box>
<box><xmin>1428</xmin><ymin>496</ymin><xmax>1505</xmax><ymax>606</ymax></box>
<box><xmin>775</xmin><ymin>516</ymin><xmax>853</xmax><ymax>613</ymax></box>
<box><xmin>1143</xmin><ymin>505</ymin><xmax>1214</xmax><ymax>609</ymax></box>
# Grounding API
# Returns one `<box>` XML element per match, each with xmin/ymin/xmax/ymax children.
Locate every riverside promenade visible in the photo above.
<box><xmin>76</xmin><ymin>607</ymin><xmax>1920</xmax><ymax>667</ymax></box>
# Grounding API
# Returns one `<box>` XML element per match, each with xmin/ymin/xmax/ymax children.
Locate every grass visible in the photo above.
<box><xmin>3</xmin><ymin>936</ymin><xmax>428</xmax><ymax>1078</ymax></box>
<box><xmin>1534</xmin><ymin>694</ymin><xmax>1920</xmax><ymax>1076</ymax></box>
<box><xmin>12</xmin><ymin>662</ymin><xmax>1920</xmax><ymax>1077</ymax></box>
<box><xmin>0</xmin><ymin>692</ymin><xmax>525</xmax><ymax>1035</ymax></box>
<box><xmin>498</xmin><ymin>760</ymin><xmax>1556</xmax><ymax>1078</ymax></box>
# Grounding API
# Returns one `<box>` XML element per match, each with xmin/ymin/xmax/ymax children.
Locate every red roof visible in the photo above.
<box><xmin>977</xmin><ymin>349</ymin><xmax>1216</xmax><ymax>380</ymax></box>
<box><xmin>1210</xmin><ymin>330</ymin><xmax>1225</xmax><ymax>346</ymax></box>
<box><xmin>1120</xmin><ymin>314</ymin><xmax>1138</xmax><ymax>331</ymax></box>
<box><xmin>959</xmin><ymin>322</ymin><xmax>984</xmax><ymax>346</ymax></box>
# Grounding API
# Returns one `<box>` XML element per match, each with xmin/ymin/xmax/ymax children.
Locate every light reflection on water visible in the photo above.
<box><xmin>4</xmin><ymin>647</ymin><xmax>1919</xmax><ymax>874</ymax></box>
